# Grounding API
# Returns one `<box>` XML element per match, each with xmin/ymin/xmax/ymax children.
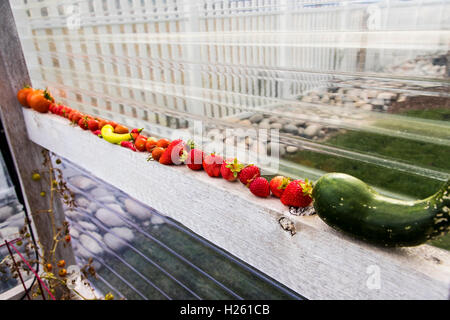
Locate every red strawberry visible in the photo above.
<box><xmin>92</xmin><ymin>129</ymin><xmax>101</xmax><ymax>137</ymax></box>
<box><xmin>186</xmin><ymin>149</ymin><xmax>204</xmax><ymax>170</ymax></box>
<box><xmin>221</xmin><ymin>158</ymin><xmax>244</xmax><ymax>182</ymax></box>
<box><xmin>78</xmin><ymin>117</ymin><xmax>89</xmax><ymax>130</ymax></box>
<box><xmin>87</xmin><ymin>119</ymin><xmax>99</xmax><ymax>132</ymax></box>
<box><xmin>120</xmin><ymin>141</ymin><xmax>136</xmax><ymax>151</ymax></box>
<box><xmin>71</xmin><ymin>112</ymin><xmax>83</xmax><ymax>125</ymax></box>
<box><xmin>130</xmin><ymin>128</ymin><xmax>143</xmax><ymax>140</ymax></box>
<box><xmin>53</xmin><ymin>104</ymin><xmax>63</xmax><ymax>116</ymax></box>
<box><xmin>203</xmin><ymin>153</ymin><xmax>223</xmax><ymax>177</ymax></box>
<box><xmin>269</xmin><ymin>176</ymin><xmax>291</xmax><ymax>198</ymax></box>
<box><xmin>61</xmin><ymin>106</ymin><xmax>72</xmax><ymax>118</ymax></box>
<box><xmin>238</xmin><ymin>165</ymin><xmax>261</xmax><ymax>186</ymax></box>
<box><xmin>249</xmin><ymin>177</ymin><xmax>270</xmax><ymax>198</ymax></box>
<box><xmin>159</xmin><ymin>139</ymin><xmax>186</xmax><ymax>165</ymax></box>
<box><xmin>49</xmin><ymin>103</ymin><xmax>57</xmax><ymax>114</ymax></box>
<box><xmin>280</xmin><ymin>179</ymin><xmax>313</xmax><ymax>208</ymax></box>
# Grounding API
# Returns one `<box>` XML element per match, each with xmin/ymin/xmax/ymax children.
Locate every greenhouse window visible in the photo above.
<box><xmin>0</xmin><ymin>0</ymin><xmax>449</xmax><ymax>302</ymax></box>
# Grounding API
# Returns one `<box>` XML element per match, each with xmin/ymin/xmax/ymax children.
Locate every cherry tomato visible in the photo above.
<box><xmin>17</xmin><ymin>86</ymin><xmax>34</xmax><ymax>107</ymax></box>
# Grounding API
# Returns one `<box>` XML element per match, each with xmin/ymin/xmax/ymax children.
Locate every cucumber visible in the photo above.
<box><xmin>312</xmin><ymin>173</ymin><xmax>450</xmax><ymax>247</ymax></box>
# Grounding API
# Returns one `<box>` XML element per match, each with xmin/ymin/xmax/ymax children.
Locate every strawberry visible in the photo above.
<box><xmin>71</xmin><ymin>112</ymin><xmax>83</xmax><ymax>125</ymax></box>
<box><xmin>159</xmin><ymin>139</ymin><xmax>186</xmax><ymax>165</ymax></box>
<box><xmin>238</xmin><ymin>165</ymin><xmax>261</xmax><ymax>186</ymax></box>
<box><xmin>87</xmin><ymin>119</ymin><xmax>99</xmax><ymax>132</ymax></box>
<box><xmin>92</xmin><ymin>129</ymin><xmax>101</xmax><ymax>137</ymax></box>
<box><xmin>249</xmin><ymin>177</ymin><xmax>270</xmax><ymax>198</ymax></box>
<box><xmin>203</xmin><ymin>153</ymin><xmax>223</xmax><ymax>177</ymax></box>
<box><xmin>49</xmin><ymin>103</ymin><xmax>57</xmax><ymax>114</ymax></box>
<box><xmin>280</xmin><ymin>179</ymin><xmax>313</xmax><ymax>208</ymax></box>
<box><xmin>61</xmin><ymin>106</ymin><xmax>72</xmax><ymax>118</ymax></box>
<box><xmin>186</xmin><ymin>149</ymin><xmax>204</xmax><ymax>170</ymax></box>
<box><xmin>269</xmin><ymin>176</ymin><xmax>291</xmax><ymax>198</ymax></box>
<box><xmin>221</xmin><ymin>158</ymin><xmax>244</xmax><ymax>182</ymax></box>
<box><xmin>78</xmin><ymin>116</ymin><xmax>89</xmax><ymax>130</ymax></box>
<box><xmin>53</xmin><ymin>104</ymin><xmax>63</xmax><ymax>116</ymax></box>
<box><xmin>130</xmin><ymin>128</ymin><xmax>143</xmax><ymax>140</ymax></box>
<box><xmin>120</xmin><ymin>141</ymin><xmax>136</xmax><ymax>152</ymax></box>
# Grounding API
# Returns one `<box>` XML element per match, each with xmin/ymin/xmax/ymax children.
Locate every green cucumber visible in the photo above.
<box><xmin>312</xmin><ymin>173</ymin><xmax>450</xmax><ymax>247</ymax></box>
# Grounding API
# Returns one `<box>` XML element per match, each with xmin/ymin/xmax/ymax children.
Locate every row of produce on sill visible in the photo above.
<box><xmin>17</xmin><ymin>86</ymin><xmax>450</xmax><ymax>248</ymax></box>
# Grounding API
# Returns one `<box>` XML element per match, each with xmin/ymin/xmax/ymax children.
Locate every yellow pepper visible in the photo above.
<box><xmin>101</xmin><ymin>124</ymin><xmax>132</xmax><ymax>144</ymax></box>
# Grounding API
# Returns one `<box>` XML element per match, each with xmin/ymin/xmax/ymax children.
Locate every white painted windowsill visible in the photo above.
<box><xmin>22</xmin><ymin>109</ymin><xmax>450</xmax><ymax>300</ymax></box>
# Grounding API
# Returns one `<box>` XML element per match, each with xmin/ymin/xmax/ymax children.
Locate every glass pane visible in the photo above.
<box><xmin>10</xmin><ymin>0</ymin><xmax>450</xmax><ymax>255</ymax></box>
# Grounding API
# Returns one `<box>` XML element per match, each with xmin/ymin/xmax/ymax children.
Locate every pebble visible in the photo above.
<box><xmin>103</xmin><ymin>233</ymin><xmax>128</xmax><ymax>251</ymax></box>
<box><xmin>70</xmin><ymin>228</ymin><xmax>80</xmax><ymax>238</ymax></box>
<box><xmin>151</xmin><ymin>215</ymin><xmax>165</xmax><ymax>225</ymax></box>
<box><xmin>249</xmin><ymin>114</ymin><xmax>264</xmax><ymax>123</ymax></box>
<box><xmin>65</xmin><ymin>209</ymin><xmax>85</xmax><ymax>221</ymax></box>
<box><xmin>270</xmin><ymin>123</ymin><xmax>282</xmax><ymax>130</ymax></box>
<box><xmin>90</xmin><ymin>187</ymin><xmax>112</xmax><ymax>198</ymax></box>
<box><xmin>239</xmin><ymin>120</ymin><xmax>252</xmax><ymax>126</ymax></box>
<box><xmin>0</xmin><ymin>206</ymin><xmax>14</xmax><ymax>222</ymax></box>
<box><xmin>110</xmin><ymin>227</ymin><xmax>135</xmax><ymax>242</ymax></box>
<box><xmin>377</xmin><ymin>92</ymin><xmax>397</xmax><ymax>101</ymax></box>
<box><xmin>79</xmin><ymin>234</ymin><xmax>104</xmax><ymax>256</ymax></box>
<box><xmin>293</xmin><ymin>120</ymin><xmax>306</xmax><ymax>127</ymax></box>
<box><xmin>282</xmin><ymin>124</ymin><xmax>298</xmax><ymax>135</ymax></box>
<box><xmin>95</xmin><ymin>208</ymin><xmax>124</xmax><ymax>227</ymax></box>
<box><xmin>286</xmin><ymin>146</ymin><xmax>299</xmax><ymax>154</ymax></box>
<box><xmin>124</xmin><ymin>199</ymin><xmax>152</xmax><ymax>221</ymax></box>
<box><xmin>70</xmin><ymin>176</ymin><xmax>97</xmax><ymax>191</ymax></box>
<box><xmin>0</xmin><ymin>227</ymin><xmax>19</xmax><ymax>239</ymax></box>
<box><xmin>258</xmin><ymin>122</ymin><xmax>271</xmax><ymax>130</ymax></box>
<box><xmin>304</xmin><ymin>124</ymin><xmax>322</xmax><ymax>138</ymax></box>
<box><xmin>75</xmin><ymin>197</ymin><xmax>90</xmax><ymax>208</ymax></box>
<box><xmin>78</xmin><ymin>221</ymin><xmax>98</xmax><ymax>231</ymax></box>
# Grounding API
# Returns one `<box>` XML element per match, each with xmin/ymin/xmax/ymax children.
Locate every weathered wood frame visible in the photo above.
<box><xmin>0</xmin><ymin>0</ymin><xmax>75</xmax><ymax>293</ymax></box>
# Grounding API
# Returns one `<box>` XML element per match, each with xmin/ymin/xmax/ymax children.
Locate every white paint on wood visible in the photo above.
<box><xmin>23</xmin><ymin>109</ymin><xmax>450</xmax><ymax>300</ymax></box>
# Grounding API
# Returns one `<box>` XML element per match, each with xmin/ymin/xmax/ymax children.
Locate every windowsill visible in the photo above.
<box><xmin>22</xmin><ymin>108</ymin><xmax>450</xmax><ymax>300</ymax></box>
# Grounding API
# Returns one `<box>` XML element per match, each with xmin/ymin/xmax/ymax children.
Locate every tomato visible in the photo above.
<box><xmin>134</xmin><ymin>135</ymin><xmax>147</xmax><ymax>152</ymax></box>
<box><xmin>97</xmin><ymin>119</ymin><xmax>109</xmax><ymax>130</ymax></box>
<box><xmin>145</xmin><ymin>137</ymin><xmax>158</xmax><ymax>152</ymax></box>
<box><xmin>151</xmin><ymin>147</ymin><xmax>165</xmax><ymax>161</ymax></box>
<box><xmin>108</xmin><ymin>121</ymin><xmax>118</xmax><ymax>129</ymax></box>
<box><xmin>156</xmin><ymin>138</ymin><xmax>170</xmax><ymax>148</ymax></box>
<box><xmin>27</xmin><ymin>89</ymin><xmax>54</xmax><ymax>113</ymax></box>
<box><xmin>45</xmin><ymin>264</ymin><xmax>52</xmax><ymax>272</ymax></box>
<box><xmin>57</xmin><ymin>260</ymin><xmax>66</xmax><ymax>268</ymax></box>
<box><xmin>17</xmin><ymin>87</ymin><xmax>34</xmax><ymax>107</ymax></box>
<box><xmin>58</xmin><ymin>269</ymin><xmax>67</xmax><ymax>277</ymax></box>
